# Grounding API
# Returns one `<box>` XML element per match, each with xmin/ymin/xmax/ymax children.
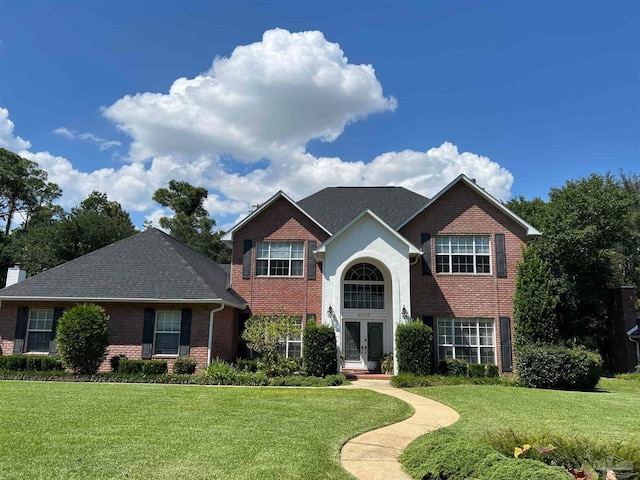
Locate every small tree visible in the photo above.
<box><xmin>241</xmin><ymin>311</ymin><xmax>301</xmax><ymax>376</ymax></box>
<box><xmin>302</xmin><ymin>320</ymin><xmax>337</xmax><ymax>377</ymax></box>
<box><xmin>514</xmin><ymin>246</ymin><xmax>559</xmax><ymax>349</ymax></box>
<box><xmin>56</xmin><ymin>304</ymin><xmax>109</xmax><ymax>374</ymax></box>
<box><xmin>396</xmin><ymin>319</ymin><xmax>433</xmax><ymax>375</ymax></box>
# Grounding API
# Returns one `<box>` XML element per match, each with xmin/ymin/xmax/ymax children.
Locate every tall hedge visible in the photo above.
<box><xmin>513</xmin><ymin>246</ymin><xmax>559</xmax><ymax>348</ymax></box>
<box><xmin>302</xmin><ymin>321</ymin><xmax>337</xmax><ymax>377</ymax></box>
<box><xmin>56</xmin><ymin>304</ymin><xmax>110</xmax><ymax>375</ymax></box>
<box><xmin>396</xmin><ymin>320</ymin><xmax>433</xmax><ymax>375</ymax></box>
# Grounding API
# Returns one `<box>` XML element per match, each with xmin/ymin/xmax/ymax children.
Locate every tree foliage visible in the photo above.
<box><xmin>152</xmin><ymin>180</ymin><xmax>231</xmax><ymax>263</ymax></box>
<box><xmin>241</xmin><ymin>311</ymin><xmax>301</xmax><ymax>375</ymax></box>
<box><xmin>508</xmin><ymin>172</ymin><xmax>640</xmax><ymax>352</ymax></box>
<box><xmin>513</xmin><ymin>246</ymin><xmax>558</xmax><ymax>348</ymax></box>
<box><xmin>56</xmin><ymin>304</ymin><xmax>110</xmax><ymax>375</ymax></box>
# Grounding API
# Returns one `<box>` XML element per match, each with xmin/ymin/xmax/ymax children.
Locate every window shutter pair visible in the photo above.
<box><xmin>141</xmin><ymin>307</ymin><xmax>192</xmax><ymax>359</ymax></box>
<box><xmin>13</xmin><ymin>306</ymin><xmax>63</xmax><ymax>355</ymax></box>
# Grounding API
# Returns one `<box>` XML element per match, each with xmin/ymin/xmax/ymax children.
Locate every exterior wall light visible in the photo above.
<box><xmin>402</xmin><ymin>306</ymin><xmax>410</xmax><ymax>321</ymax></box>
<box><xmin>327</xmin><ymin>305</ymin><xmax>334</xmax><ymax>317</ymax></box>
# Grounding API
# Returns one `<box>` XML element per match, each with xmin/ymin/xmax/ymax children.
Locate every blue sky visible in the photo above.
<box><xmin>0</xmin><ymin>1</ymin><xmax>638</xmax><ymax>229</ymax></box>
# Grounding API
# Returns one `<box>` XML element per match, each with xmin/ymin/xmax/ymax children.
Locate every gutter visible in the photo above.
<box><xmin>208</xmin><ymin>304</ymin><xmax>225</xmax><ymax>365</ymax></box>
<box><xmin>0</xmin><ymin>296</ymin><xmax>246</xmax><ymax>309</ymax></box>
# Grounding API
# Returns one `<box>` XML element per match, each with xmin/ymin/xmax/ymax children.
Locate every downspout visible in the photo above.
<box><xmin>630</xmin><ymin>337</ymin><xmax>640</xmax><ymax>366</ymax></box>
<box><xmin>208</xmin><ymin>304</ymin><xmax>225</xmax><ymax>365</ymax></box>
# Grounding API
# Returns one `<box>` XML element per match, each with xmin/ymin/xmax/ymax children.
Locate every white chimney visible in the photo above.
<box><xmin>5</xmin><ymin>265</ymin><xmax>26</xmax><ymax>287</ymax></box>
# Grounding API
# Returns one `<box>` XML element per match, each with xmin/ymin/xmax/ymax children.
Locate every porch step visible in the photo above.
<box><xmin>343</xmin><ymin>371</ymin><xmax>393</xmax><ymax>381</ymax></box>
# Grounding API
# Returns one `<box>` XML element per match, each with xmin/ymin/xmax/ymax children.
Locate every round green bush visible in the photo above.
<box><xmin>302</xmin><ymin>322</ymin><xmax>338</xmax><ymax>377</ymax></box>
<box><xmin>56</xmin><ymin>304</ymin><xmax>109</xmax><ymax>375</ymax></box>
<box><xmin>516</xmin><ymin>345</ymin><xmax>602</xmax><ymax>390</ymax></box>
<box><xmin>484</xmin><ymin>458</ymin><xmax>572</xmax><ymax>480</ymax></box>
<box><xmin>173</xmin><ymin>357</ymin><xmax>197</xmax><ymax>375</ymax></box>
<box><xmin>396</xmin><ymin>320</ymin><xmax>433</xmax><ymax>375</ymax></box>
<box><xmin>437</xmin><ymin>357</ymin><xmax>469</xmax><ymax>377</ymax></box>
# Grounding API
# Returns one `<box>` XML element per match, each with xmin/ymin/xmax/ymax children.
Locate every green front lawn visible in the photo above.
<box><xmin>401</xmin><ymin>378</ymin><xmax>640</xmax><ymax>478</ymax></box>
<box><xmin>0</xmin><ymin>381</ymin><xmax>411</xmax><ymax>479</ymax></box>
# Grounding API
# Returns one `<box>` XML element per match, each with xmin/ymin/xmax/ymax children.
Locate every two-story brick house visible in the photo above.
<box><xmin>0</xmin><ymin>174</ymin><xmax>539</xmax><ymax>374</ymax></box>
<box><xmin>222</xmin><ymin>174</ymin><xmax>540</xmax><ymax>373</ymax></box>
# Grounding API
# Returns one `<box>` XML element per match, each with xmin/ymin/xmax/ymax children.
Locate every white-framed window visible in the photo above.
<box><xmin>282</xmin><ymin>316</ymin><xmax>303</xmax><ymax>358</ymax></box>
<box><xmin>26</xmin><ymin>309</ymin><xmax>54</xmax><ymax>353</ymax></box>
<box><xmin>256</xmin><ymin>242</ymin><xmax>304</xmax><ymax>277</ymax></box>
<box><xmin>154</xmin><ymin>311</ymin><xmax>181</xmax><ymax>355</ymax></box>
<box><xmin>437</xmin><ymin>318</ymin><xmax>495</xmax><ymax>364</ymax></box>
<box><xmin>435</xmin><ymin>236</ymin><xmax>491</xmax><ymax>274</ymax></box>
<box><xmin>343</xmin><ymin>263</ymin><xmax>385</xmax><ymax>310</ymax></box>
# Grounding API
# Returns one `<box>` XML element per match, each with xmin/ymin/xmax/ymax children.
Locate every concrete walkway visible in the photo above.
<box><xmin>340</xmin><ymin>379</ymin><xmax>460</xmax><ymax>480</ymax></box>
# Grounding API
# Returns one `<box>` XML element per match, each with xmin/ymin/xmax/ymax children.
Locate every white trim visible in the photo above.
<box><xmin>397</xmin><ymin>174</ymin><xmax>542</xmax><ymax>236</ymax></box>
<box><xmin>255</xmin><ymin>241</ymin><xmax>305</xmax><ymax>277</ymax></box>
<box><xmin>435</xmin><ymin>235</ymin><xmax>492</xmax><ymax>275</ymax></box>
<box><xmin>221</xmin><ymin>191</ymin><xmax>331</xmax><ymax>247</ymax></box>
<box><xmin>316</xmin><ymin>209</ymin><xmax>421</xmax><ymax>255</ymax></box>
<box><xmin>0</xmin><ymin>296</ymin><xmax>246</xmax><ymax>308</ymax></box>
<box><xmin>153</xmin><ymin>310</ymin><xmax>181</xmax><ymax>356</ymax></box>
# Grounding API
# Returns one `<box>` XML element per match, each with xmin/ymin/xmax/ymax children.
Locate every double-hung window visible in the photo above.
<box><xmin>256</xmin><ymin>242</ymin><xmax>304</xmax><ymax>277</ymax></box>
<box><xmin>154</xmin><ymin>311</ymin><xmax>181</xmax><ymax>355</ymax></box>
<box><xmin>437</xmin><ymin>318</ymin><xmax>495</xmax><ymax>364</ymax></box>
<box><xmin>435</xmin><ymin>236</ymin><xmax>491</xmax><ymax>274</ymax></box>
<box><xmin>26</xmin><ymin>309</ymin><xmax>54</xmax><ymax>353</ymax></box>
<box><xmin>283</xmin><ymin>317</ymin><xmax>303</xmax><ymax>358</ymax></box>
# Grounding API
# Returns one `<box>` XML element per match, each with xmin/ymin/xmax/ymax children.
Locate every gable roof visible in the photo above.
<box><xmin>314</xmin><ymin>209</ymin><xmax>421</xmax><ymax>256</ymax></box>
<box><xmin>0</xmin><ymin>229</ymin><xmax>246</xmax><ymax>307</ymax></box>
<box><xmin>397</xmin><ymin>174</ymin><xmax>542</xmax><ymax>236</ymax></box>
<box><xmin>221</xmin><ymin>190</ymin><xmax>331</xmax><ymax>246</ymax></box>
<box><xmin>297</xmin><ymin>186</ymin><xmax>429</xmax><ymax>233</ymax></box>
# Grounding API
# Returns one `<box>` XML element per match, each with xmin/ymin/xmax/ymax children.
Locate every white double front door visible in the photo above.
<box><xmin>343</xmin><ymin>319</ymin><xmax>384</xmax><ymax>370</ymax></box>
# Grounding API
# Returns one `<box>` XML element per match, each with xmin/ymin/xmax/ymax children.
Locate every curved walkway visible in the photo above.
<box><xmin>340</xmin><ymin>379</ymin><xmax>459</xmax><ymax>480</ymax></box>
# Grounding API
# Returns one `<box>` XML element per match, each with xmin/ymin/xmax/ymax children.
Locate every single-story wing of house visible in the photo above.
<box><xmin>0</xmin><ymin>174</ymin><xmax>540</xmax><ymax>374</ymax></box>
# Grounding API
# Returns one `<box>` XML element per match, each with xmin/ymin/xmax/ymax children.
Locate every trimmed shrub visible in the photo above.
<box><xmin>0</xmin><ymin>355</ymin><xmax>28</xmax><ymax>371</ymax></box>
<box><xmin>302</xmin><ymin>322</ymin><xmax>338</xmax><ymax>377</ymax></box>
<box><xmin>396</xmin><ymin>319</ymin><xmax>433</xmax><ymax>375</ymax></box>
<box><xmin>437</xmin><ymin>358</ymin><xmax>469</xmax><ymax>377</ymax></box>
<box><xmin>110</xmin><ymin>354</ymin><xmax>127</xmax><ymax>373</ymax></box>
<box><xmin>118</xmin><ymin>359</ymin><xmax>144</xmax><ymax>374</ymax></box>
<box><xmin>484</xmin><ymin>458</ymin><xmax>572</xmax><ymax>480</ymax></box>
<box><xmin>468</xmin><ymin>363</ymin><xmax>486</xmax><ymax>378</ymax></box>
<box><xmin>517</xmin><ymin>346</ymin><xmax>602</xmax><ymax>390</ymax></box>
<box><xmin>236</xmin><ymin>359</ymin><xmax>258</xmax><ymax>372</ymax></box>
<box><xmin>56</xmin><ymin>304</ymin><xmax>110</xmax><ymax>375</ymax></box>
<box><xmin>173</xmin><ymin>357</ymin><xmax>197</xmax><ymax>375</ymax></box>
<box><xmin>486</xmin><ymin>364</ymin><xmax>500</xmax><ymax>378</ymax></box>
<box><xmin>235</xmin><ymin>370</ymin><xmax>268</xmax><ymax>386</ymax></box>
<box><xmin>202</xmin><ymin>358</ymin><xmax>237</xmax><ymax>384</ymax></box>
<box><xmin>142</xmin><ymin>360</ymin><xmax>167</xmax><ymax>375</ymax></box>
<box><xmin>391</xmin><ymin>372</ymin><xmax>520</xmax><ymax>388</ymax></box>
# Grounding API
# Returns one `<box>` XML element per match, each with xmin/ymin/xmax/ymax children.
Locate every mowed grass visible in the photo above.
<box><xmin>0</xmin><ymin>381</ymin><xmax>411</xmax><ymax>480</ymax></box>
<box><xmin>407</xmin><ymin>377</ymin><xmax>640</xmax><ymax>440</ymax></box>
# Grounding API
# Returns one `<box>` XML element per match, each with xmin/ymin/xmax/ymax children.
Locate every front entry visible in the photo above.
<box><xmin>344</xmin><ymin>320</ymin><xmax>384</xmax><ymax>370</ymax></box>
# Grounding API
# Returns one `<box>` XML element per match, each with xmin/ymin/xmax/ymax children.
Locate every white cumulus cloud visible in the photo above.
<box><xmin>0</xmin><ymin>107</ymin><xmax>31</xmax><ymax>151</ymax></box>
<box><xmin>103</xmin><ymin>28</ymin><xmax>397</xmax><ymax>163</ymax></box>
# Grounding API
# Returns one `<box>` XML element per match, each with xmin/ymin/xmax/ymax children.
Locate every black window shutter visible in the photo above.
<box><xmin>49</xmin><ymin>307</ymin><xmax>64</xmax><ymax>355</ymax></box>
<box><xmin>179</xmin><ymin>308</ymin><xmax>192</xmax><ymax>357</ymax></box>
<box><xmin>421</xmin><ymin>233</ymin><xmax>432</xmax><ymax>276</ymax></box>
<box><xmin>495</xmin><ymin>234</ymin><xmax>507</xmax><ymax>278</ymax></box>
<box><xmin>142</xmin><ymin>308</ymin><xmax>155</xmax><ymax>359</ymax></box>
<box><xmin>242</xmin><ymin>239</ymin><xmax>253</xmax><ymax>279</ymax></box>
<box><xmin>13</xmin><ymin>307</ymin><xmax>29</xmax><ymax>354</ymax></box>
<box><xmin>307</xmin><ymin>241</ymin><xmax>317</xmax><ymax>280</ymax></box>
<box><xmin>500</xmin><ymin>316</ymin><xmax>513</xmax><ymax>372</ymax></box>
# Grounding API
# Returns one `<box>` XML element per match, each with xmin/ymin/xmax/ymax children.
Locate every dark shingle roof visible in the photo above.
<box><xmin>297</xmin><ymin>187</ymin><xmax>429</xmax><ymax>233</ymax></box>
<box><xmin>0</xmin><ymin>229</ymin><xmax>246</xmax><ymax>306</ymax></box>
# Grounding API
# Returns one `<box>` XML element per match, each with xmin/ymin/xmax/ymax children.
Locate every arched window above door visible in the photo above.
<box><xmin>343</xmin><ymin>263</ymin><xmax>385</xmax><ymax>309</ymax></box>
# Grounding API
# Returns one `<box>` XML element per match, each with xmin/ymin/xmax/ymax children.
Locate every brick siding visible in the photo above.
<box><xmin>0</xmin><ymin>301</ymin><xmax>238</xmax><ymax>373</ymax></box>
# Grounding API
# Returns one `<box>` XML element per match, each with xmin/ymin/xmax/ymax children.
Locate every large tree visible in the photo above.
<box><xmin>152</xmin><ymin>180</ymin><xmax>231</xmax><ymax>263</ymax></box>
<box><xmin>0</xmin><ymin>148</ymin><xmax>61</xmax><ymax>235</ymax></box>
<box><xmin>508</xmin><ymin>173</ymin><xmax>640</xmax><ymax>351</ymax></box>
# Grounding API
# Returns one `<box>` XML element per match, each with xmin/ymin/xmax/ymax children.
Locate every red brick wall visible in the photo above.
<box><xmin>230</xmin><ymin>196</ymin><xmax>329</xmax><ymax>324</ymax></box>
<box><xmin>0</xmin><ymin>301</ymin><xmax>238</xmax><ymax>373</ymax></box>
<box><xmin>400</xmin><ymin>181</ymin><xmax>529</xmax><ymax>371</ymax></box>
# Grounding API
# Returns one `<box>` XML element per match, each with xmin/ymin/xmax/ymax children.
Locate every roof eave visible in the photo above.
<box><xmin>396</xmin><ymin>174</ymin><xmax>542</xmax><ymax>237</ymax></box>
<box><xmin>221</xmin><ymin>191</ymin><xmax>332</xmax><ymax>245</ymax></box>
<box><xmin>0</xmin><ymin>296</ymin><xmax>247</xmax><ymax>309</ymax></box>
<box><xmin>315</xmin><ymin>209</ymin><xmax>421</xmax><ymax>255</ymax></box>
